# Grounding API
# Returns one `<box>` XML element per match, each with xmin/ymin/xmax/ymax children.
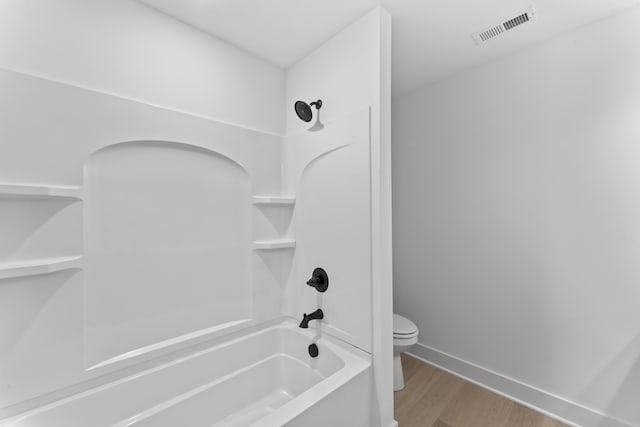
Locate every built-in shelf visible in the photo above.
<box><xmin>0</xmin><ymin>256</ymin><xmax>83</xmax><ymax>280</ymax></box>
<box><xmin>0</xmin><ymin>183</ymin><xmax>83</xmax><ymax>200</ymax></box>
<box><xmin>252</xmin><ymin>240</ymin><xmax>296</xmax><ymax>250</ymax></box>
<box><xmin>252</xmin><ymin>197</ymin><xmax>295</xmax><ymax>251</ymax></box>
<box><xmin>251</xmin><ymin>196</ymin><xmax>296</xmax><ymax>206</ymax></box>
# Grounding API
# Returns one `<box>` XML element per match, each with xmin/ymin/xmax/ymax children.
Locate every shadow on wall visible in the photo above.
<box><xmin>254</xmin><ymin>205</ymin><xmax>294</xmax><ymax>237</ymax></box>
<box><xmin>254</xmin><ymin>249</ymin><xmax>294</xmax><ymax>289</ymax></box>
<box><xmin>0</xmin><ymin>269</ymin><xmax>83</xmax><ymax>409</ymax></box>
<box><xmin>0</xmin><ymin>270</ymin><xmax>79</xmax><ymax>360</ymax></box>
<box><xmin>0</xmin><ymin>199</ymin><xmax>79</xmax><ymax>260</ymax></box>
<box><xmin>581</xmin><ymin>333</ymin><xmax>640</xmax><ymax>427</ymax></box>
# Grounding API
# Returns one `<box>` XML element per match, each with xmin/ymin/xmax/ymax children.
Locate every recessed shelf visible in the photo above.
<box><xmin>0</xmin><ymin>183</ymin><xmax>83</xmax><ymax>200</ymax></box>
<box><xmin>252</xmin><ymin>196</ymin><xmax>296</xmax><ymax>206</ymax></box>
<box><xmin>0</xmin><ymin>256</ymin><xmax>83</xmax><ymax>280</ymax></box>
<box><xmin>252</xmin><ymin>240</ymin><xmax>296</xmax><ymax>250</ymax></box>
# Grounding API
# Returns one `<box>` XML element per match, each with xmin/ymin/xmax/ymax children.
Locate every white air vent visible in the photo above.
<box><xmin>472</xmin><ymin>7</ymin><xmax>536</xmax><ymax>45</ymax></box>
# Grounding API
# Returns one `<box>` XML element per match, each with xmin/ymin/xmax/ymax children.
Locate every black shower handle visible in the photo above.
<box><xmin>306</xmin><ymin>267</ymin><xmax>329</xmax><ymax>293</ymax></box>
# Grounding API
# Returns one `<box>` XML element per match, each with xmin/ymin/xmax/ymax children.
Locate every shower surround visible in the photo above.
<box><xmin>0</xmin><ymin>4</ymin><xmax>392</xmax><ymax>425</ymax></box>
<box><xmin>3</xmin><ymin>322</ymin><xmax>371</xmax><ymax>426</ymax></box>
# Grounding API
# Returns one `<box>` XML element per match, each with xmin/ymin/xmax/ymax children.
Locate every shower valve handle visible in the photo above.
<box><xmin>306</xmin><ymin>268</ymin><xmax>329</xmax><ymax>293</ymax></box>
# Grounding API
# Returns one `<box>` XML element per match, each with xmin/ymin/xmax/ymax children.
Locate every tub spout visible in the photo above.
<box><xmin>299</xmin><ymin>309</ymin><xmax>323</xmax><ymax>328</ymax></box>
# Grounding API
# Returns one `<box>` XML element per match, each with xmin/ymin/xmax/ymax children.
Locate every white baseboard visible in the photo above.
<box><xmin>389</xmin><ymin>421</ymin><xmax>399</xmax><ymax>427</ymax></box>
<box><xmin>407</xmin><ymin>343</ymin><xmax>633</xmax><ymax>427</ymax></box>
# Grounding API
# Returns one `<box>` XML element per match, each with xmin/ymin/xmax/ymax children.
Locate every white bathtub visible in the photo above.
<box><xmin>1</xmin><ymin>320</ymin><xmax>371</xmax><ymax>427</ymax></box>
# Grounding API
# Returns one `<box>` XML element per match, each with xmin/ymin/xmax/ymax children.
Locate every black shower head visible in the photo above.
<box><xmin>294</xmin><ymin>99</ymin><xmax>322</xmax><ymax>123</ymax></box>
<box><xmin>295</xmin><ymin>101</ymin><xmax>312</xmax><ymax>122</ymax></box>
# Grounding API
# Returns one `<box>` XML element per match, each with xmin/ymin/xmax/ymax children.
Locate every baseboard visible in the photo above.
<box><xmin>389</xmin><ymin>421</ymin><xmax>399</xmax><ymax>427</ymax></box>
<box><xmin>407</xmin><ymin>343</ymin><xmax>633</xmax><ymax>427</ymax></box>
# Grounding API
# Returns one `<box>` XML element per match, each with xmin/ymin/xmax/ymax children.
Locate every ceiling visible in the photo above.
<box><xmin>138</xmin><ymin>0</ymin><xmax>640</xmax><ymax>97</ymax></box>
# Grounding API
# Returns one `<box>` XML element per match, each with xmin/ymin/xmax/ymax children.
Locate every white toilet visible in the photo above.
<box><xmin>393</xmin><ymin>313</ymin><xmax>419</xmax><ymax>391</ymax></box>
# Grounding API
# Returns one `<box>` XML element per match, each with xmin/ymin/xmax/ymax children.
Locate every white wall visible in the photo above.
<box><xmin>285</xmin><ymin>8</ymin><xmax>394</xmax><ymax>426</ymax></box>
<box><xmin>0</xmin><ymin>69</ymin><xmax>284</xmax><ymax>415</ymax></box>
<box><xmin>285</xmin><ymin>7</ymin><xmax>388</xmax><ymax>136</ymax></box>
<box><xmin>0</xmin><ymin>1</ymin><xmax>394</xmax><ymax>422</ymax></box>
<box><xmin>284</xmin><ymin>109</ymin><xmax>372</xmax><ymax>352</ymax></box>
<box><xmin>0</xmin><ymin>0</ymin><xmax>285</xmax><ymax>135</ymax></box>
<box><xmin>0</xmin><ymin>0</ymin><xmax>288</xmax><ymax>415</ymax></box>
<box><xmin>393</xmin><ymin>7</ymin><xmax>640</xmax><ymax>427</ymax></box>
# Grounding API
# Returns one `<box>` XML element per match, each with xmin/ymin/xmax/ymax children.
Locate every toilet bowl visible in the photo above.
<box><xmin>393</xmin><ymin>313</ymin><xmax>418</xmax><ymax>391</ymax></box>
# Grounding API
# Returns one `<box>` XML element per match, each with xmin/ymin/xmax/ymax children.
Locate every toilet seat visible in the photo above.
<box><xmin>393</xmin><ymin>314</ymin><xmax>418</xmax><ymax>338</ymax></box>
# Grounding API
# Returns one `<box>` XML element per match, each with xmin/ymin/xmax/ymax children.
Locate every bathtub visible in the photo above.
<box><xmin>1</xmin><ymin>320</ymin><xmax>372</xmax><ymax>427</ymax></box>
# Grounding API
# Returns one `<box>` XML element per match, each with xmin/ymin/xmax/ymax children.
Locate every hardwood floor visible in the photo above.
<box><xmin>394</xmin><ymin>354</ymin><xmax>569</xmax><ymax>427</ymax></box>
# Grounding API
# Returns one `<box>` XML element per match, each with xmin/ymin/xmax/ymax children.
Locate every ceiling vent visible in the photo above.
<box><xmin>472</xmin><ymin>7</ymin><xmax>536</xmax><ymax>45</ymax></box>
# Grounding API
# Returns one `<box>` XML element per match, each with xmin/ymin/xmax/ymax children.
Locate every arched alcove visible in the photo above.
<box><xmin>83</xmin><ymin>141</ymin><xmax>252</xmax><ymax>368</ymax></box>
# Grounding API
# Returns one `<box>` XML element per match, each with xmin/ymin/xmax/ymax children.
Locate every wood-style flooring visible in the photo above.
<box><xmin>394</xmin><ymin>354</ymin><xmax>570</xmax><ymax>427</ymax></box>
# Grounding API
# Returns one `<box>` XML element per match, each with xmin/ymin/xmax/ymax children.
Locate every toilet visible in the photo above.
<box><xmin>393</xmin><ymin>313</ymin><xmax>419</xmax><ymax>391</ymax></box>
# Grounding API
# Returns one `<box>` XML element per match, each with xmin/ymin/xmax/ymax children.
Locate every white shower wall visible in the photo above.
<box><xmin>284</xmin><ymin>108</ymin><xmax>372</xmax><ymax>352</ymax></box>
<box><xmin>0</xmin><ymin>2</ymin><xmax>392</xmax><ymax>425</ymax></box>
<box><xmin>1</xmin><ymin>0</ymin><xmax>286</xmax><ymax>412</ymax></box>
<box><xmin>0</xmin><ymin>68</ymin><xmax>284</xmax><ymax>411</ymax></box>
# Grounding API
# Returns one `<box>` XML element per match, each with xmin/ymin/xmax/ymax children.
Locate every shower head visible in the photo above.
<box><xmin>295</xmin><ymin>101</ymin><xmax>313</xmax><ymax>122</ymax></box>
<box><xmin>294</xmin><ymin>99</ymin><xmax>324</xmax><ymax>131</ymax></box>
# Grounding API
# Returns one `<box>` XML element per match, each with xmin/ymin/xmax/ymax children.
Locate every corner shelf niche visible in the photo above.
<box><xmin>0</xmin><ymin>183</ymin><xmax>83</xmax><ymax>200</ymax></box>
<box><xmin>0</xmin><ymin>256</ymin><xmax>83</xmax><ymax>280</ymax></box>
<box><xmin>251</xmin><ymin>194</ymin><xmax>296</xmax><ymax>251</ymax></box>
<box><xmin>251</xmin><ymin>196</ymin><xmax>295</xmax><ymax>206</ymax></box>
<box><xmin>252</xmin><ymin>239</ymin><xmax>296</xmax><ymax>250</ymax></box>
